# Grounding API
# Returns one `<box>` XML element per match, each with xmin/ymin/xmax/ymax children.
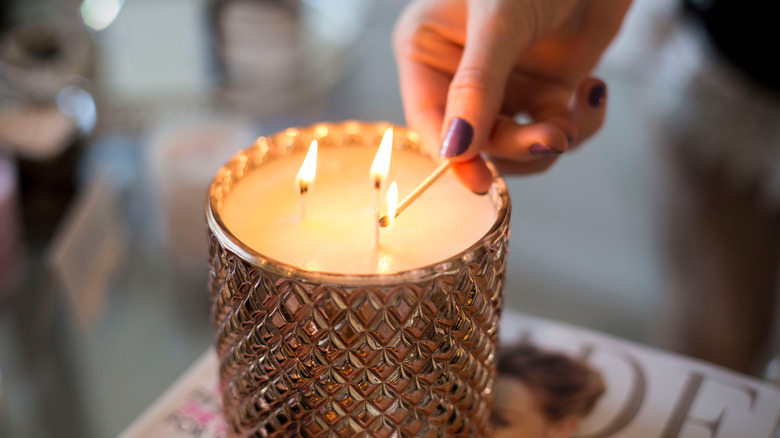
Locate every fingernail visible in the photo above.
<box><xmin>440</xmin><ymin>117</ymin><xmax>473</xmax><ymax>158</ymax></box>
<box><xmin>588</xmin><ymin>84</ymin><xmax>606</xmax><ymax>107</ymax></box>
<box><xmin>529</xmin><ymin>143</ymin><xmax>562</xmax><ymax>157</ymax></box>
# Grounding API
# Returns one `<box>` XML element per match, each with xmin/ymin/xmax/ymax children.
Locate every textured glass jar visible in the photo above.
<box><xmin>206</xmin><ymin>121</ymin><xmax>511</xmax><ymax>437</ymax></box>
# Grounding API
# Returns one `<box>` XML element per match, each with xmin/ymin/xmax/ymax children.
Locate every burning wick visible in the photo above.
<box><xmin>371</xmin><ymin>128</ymin><xmax>393</xmax><ymax>193</ymax></box>
<box><xmin>296</xmin><ymin>140</ymin><xmax>317</xmax><ymax>221</ymax></box>
<box><xmin>378</xmin><ymin>160</ymin><xmax>451</xmax><ymax>227</ymax></box>
<box><xmin>371</xmin><ymin>128</ymin><xmax>393</xmax><ymax>246</ymax></box>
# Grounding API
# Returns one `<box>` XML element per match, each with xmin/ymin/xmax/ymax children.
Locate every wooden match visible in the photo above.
<box><xmin>378</xmin><ymin>160</ymin><xmax>452</xmax><ymax>227</ymax></box>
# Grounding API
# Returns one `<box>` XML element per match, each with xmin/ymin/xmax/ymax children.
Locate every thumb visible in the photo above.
<box><xmin>439</xmin><ymin>2</ymin><xmax>530</xmax><ymax>161</ymax></box>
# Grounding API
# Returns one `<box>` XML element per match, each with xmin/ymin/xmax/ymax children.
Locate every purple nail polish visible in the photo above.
<box><xmin>440</xmin><ymin>117</ymin><xmax>473</xmax><ymax>158</ymax></box>
<box><xmin>529</xmin><ymin>143</ymin><xmax>562</xmax><ymax>157</ymax></box>
<box><xmin>588</xmin><ymin>84</ymin><xmax>606</xmax><ymax>107</ymax></box>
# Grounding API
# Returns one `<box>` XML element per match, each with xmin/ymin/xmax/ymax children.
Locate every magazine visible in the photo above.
<box><xmin>119</xmin><ymin>310</ymin><xmax>780</xmax><ymax>438</ymax></box>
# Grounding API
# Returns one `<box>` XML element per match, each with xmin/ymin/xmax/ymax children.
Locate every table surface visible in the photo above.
<box><xmin>117</xmin><ymin>310</ymin><xmax>780</xmax><ymax>438</ymax></box>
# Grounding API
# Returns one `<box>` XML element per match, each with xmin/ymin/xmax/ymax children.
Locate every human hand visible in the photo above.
<box><xmin>393</xmin><ymin>0</ymin><xmax>632</xmax><ymax>193</ymax></box>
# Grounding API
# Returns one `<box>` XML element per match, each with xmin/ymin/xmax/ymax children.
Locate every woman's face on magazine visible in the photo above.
<box><xmin>492</xmin><ymin>377</ymin><xmax>576</xmax><ymax>438</ymax></box>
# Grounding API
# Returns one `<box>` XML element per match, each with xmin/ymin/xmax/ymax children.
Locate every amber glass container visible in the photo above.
<box><xmin>206</xmin><ymin>121</ymin><xmax>511</xmax><ymax>437</ymax></box>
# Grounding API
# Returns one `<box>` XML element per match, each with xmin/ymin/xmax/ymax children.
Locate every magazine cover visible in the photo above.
<box><xmin>119</xmin><ymin>310</ymin><xmax>780</xmax><ymax>438</ymax></box>
<box><xmin>499</xmin><ymin>313</ymin><xmax>780</xmax><ymax>438</ymax></box>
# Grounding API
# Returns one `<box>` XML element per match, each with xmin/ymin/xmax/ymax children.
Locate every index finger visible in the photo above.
<box><xmin>395</xmin><ymin>59</ymin><xmax>449</xmax><ymax>157</ymax></box>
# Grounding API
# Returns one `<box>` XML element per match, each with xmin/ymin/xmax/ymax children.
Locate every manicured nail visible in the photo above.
<box><xmin>529</xmin><ymin>143</ymin><xmax>562</xmax><ymax>157</ymax></box>
<box><xmin>440</xmin><ymin>117</ymin><xmax>473</xmax><ymax>158</ymax></box>
<box><xmin>588</xmin><ymin>84</ymin><xmax>606</xmax><ymax>107</ymax></box>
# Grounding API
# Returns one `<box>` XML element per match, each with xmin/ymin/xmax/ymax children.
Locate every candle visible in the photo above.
<box><xmin>207</xmin><ymin>122</ymin><xmax>511</xmax><ymax>438</ymax></box>
<box><xmin>220</xmin><ymin>137</ymin><xmax>495</xmax><ymax>274</ymax></box>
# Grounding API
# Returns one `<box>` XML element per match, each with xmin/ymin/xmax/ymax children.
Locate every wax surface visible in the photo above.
<box><xmin>221</xmin><ymin>146</ymin><xmax>497</xmax><ymax>274</ymax></box>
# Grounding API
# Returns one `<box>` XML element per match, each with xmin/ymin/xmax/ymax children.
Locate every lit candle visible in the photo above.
<box><xmin>371</xmin><ymin>128</ymin><xmax>393</xmax><ymax>192</ymax></box>
<box><xmin>220</xmin><ymin>130</ymin><xmax>496</xmax><ymax>274</ymax></box>
<box><xmin>295</xmin><ymin>139</ymin><xmax>317</xmax><ymax>221</ymax></box>
<box><xmin>208</xmin><ymin>122</ymin><xmax>511</xmax><ymax>437</ymax></box>
<box><xmin>371</xmin><ymin>128</ymin><xmax>393</xmax><ymax>248</ymax></box>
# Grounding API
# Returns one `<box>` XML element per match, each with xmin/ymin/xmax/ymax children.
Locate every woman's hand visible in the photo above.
<box><xmin>393</xmin><ymin>0</ymin><xmax>632</xmax><ymax>192</ymax></box>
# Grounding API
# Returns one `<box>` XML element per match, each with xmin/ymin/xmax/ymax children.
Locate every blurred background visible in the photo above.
<box><xmin>0</xmin><ymin>0</ymin><xmax>778</xmax><ymax>436</ymax></box>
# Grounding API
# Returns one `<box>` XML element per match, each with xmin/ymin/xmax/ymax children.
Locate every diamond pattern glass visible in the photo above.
<box><xmin>207</xmin><ymin>122</ymin><xmax>511</xmax><ymax>437</ymax></box>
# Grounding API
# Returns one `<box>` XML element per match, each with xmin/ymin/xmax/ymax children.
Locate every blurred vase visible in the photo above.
<box><xmin>208</xmin><ymin>0</ymin><xmax>373</xmax><ymax>115</ymax></box>
<box><xmin>148</xmin><ymin>117</ymin><xmax>254</xmax><ymax>301</ymax></box>
<box><xmin>0</xmin><ymin>4</ymin><xmax>95</xmax><ymax>240</ymax></box>
<box><xmin>0</xmin><ymin>103</ymin><xmax>84</xmax><ymax>240</ymax></box>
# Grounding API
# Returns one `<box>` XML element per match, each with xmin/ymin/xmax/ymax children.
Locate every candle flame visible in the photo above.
<box><xmin>385</xmin><ymin>182</ymin><xmax>398</xmax><ymax>227</ymax></box>
<box><xmin>296</xmin><ymin>140</ymin><xmax>317</xmax><ymax>194</ymax></box>
<box><xmin>371</xmin><ymin>128</ymin><xmax>393</xmax><ymax>189</ymax></box>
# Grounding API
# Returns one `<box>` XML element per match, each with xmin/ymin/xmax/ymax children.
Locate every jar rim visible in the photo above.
<box><xmin>206</xmin><ymin>120</ymin><xmax>511</xmax><ymax>287</ymax></box>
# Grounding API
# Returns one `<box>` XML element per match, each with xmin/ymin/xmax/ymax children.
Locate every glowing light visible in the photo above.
<box><xmin>81</xmin><ymin>0</ymin><xmax>124</xmax><ymax>31</ymax></box>
<box><xmin>56</xmin><ymin>86</ymin><xmax>96</xmax><ymax>134</ymax></box>
<box><xmin>296</xmin><ymin>140</ymin><xmax>318</xmax><ymax>194</ymax></box>
<box><xmin>370</xmin><ymin>128</ymin><xmax>393</xmax><ymax>189</ymax></box>
<box><xmin>385</xmin><ymin>182</ymin><xmax>398</xmax><ymax>227</ymax></box>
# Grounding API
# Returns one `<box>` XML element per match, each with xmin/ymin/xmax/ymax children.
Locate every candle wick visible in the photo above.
<box><xmin>373</xmin><ymin>183</ymin><xmax>382</xmax><ymax>249</ymax></box>
<box><xmin>299</xmin><ymin>185</ymin><xmax>308</xmax><ymax>222</ymax></box>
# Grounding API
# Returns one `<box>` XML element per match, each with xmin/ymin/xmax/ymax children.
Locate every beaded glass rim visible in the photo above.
<box><xmin>206</xmin><ymin>120</ymin><xmax>511</xmax><ymax>287</ymax></box>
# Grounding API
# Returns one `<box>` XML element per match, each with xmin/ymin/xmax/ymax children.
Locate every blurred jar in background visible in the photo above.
<box><xmin>0</xmin><ymin>6</ymin><xmax>94</xmax><ymax>100</ymax></box>
<box><xmin>208</xmin><ymin>0</ymin><xmax>373</xmax><ymax>115</ymax></box>
<box><xmin>147</xmin><ymin>117</ymin><xmax>254</xmax><ymax>303</ymax></box>
<box><xmin>646</xmin><ymin>0</ymin><xmax>780</xmax><ymax>375</ymax></box>
<box><xmin>0</xmin><ymin>0</ymin><xmax>95</xmax><ymax>241</ymax></box>
<box><xmin>210</xmin><ymin>0</ymin><xmax>302</xmax><ymax>112</ymax></box>
<box><xmin>0</xmin><ymin>103</ymin><xmax>83</xmax><ymax>240</ymax></box>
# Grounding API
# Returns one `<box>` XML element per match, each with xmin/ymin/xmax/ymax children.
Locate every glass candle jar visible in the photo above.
<box><xmin>206</xmin><ymin>121</ymin><xmax>511</xmax><ymax>437</ymax></box>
